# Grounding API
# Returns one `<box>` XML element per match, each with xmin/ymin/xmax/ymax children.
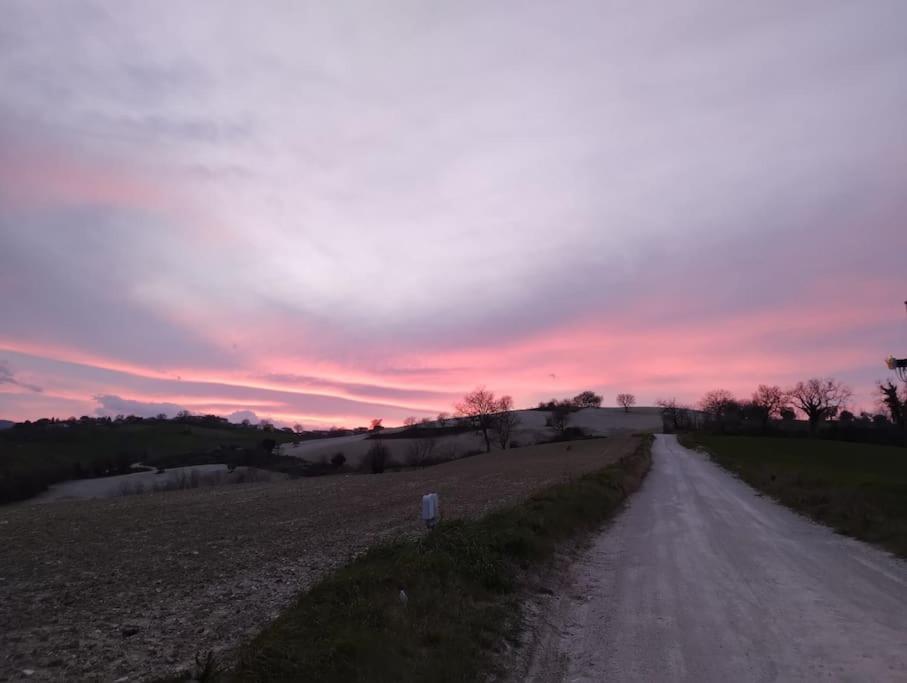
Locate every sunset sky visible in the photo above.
<box><xmin>1</xmin><ymin>1</ymin><xmax>906</xmax><ymax>428</ymax></box>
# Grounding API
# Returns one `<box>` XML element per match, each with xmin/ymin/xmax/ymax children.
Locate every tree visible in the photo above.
<box><xmin>879</xmin><ymin>380</ymin><xmax>905</xmax><ymax>430</ymax></box>
<box><xmin>370</xmin><ymin>418</ymin><xmax>384</xmax><ymax>432</ymax></box>
<box><xmin>547</xmin><ymin>402</ymin><xmax>572</xmax><ymax>436</ymax></box>
<box><xmin>405</xmin><ymin>433</ymin><xmax>438</xmax><ymax>466</ymax></box>
<box><xmin>787</xmin><ymin>378</ymin><xmax>852</xmax><ymax>435</ymax></box>
<box><xmin>455</xmin><ymin>387</ymin><xmax>502</xmax><ymax>453</ymax></box>
<box><xmin>699</xmin><ymin>390</ymin><xmax>738</xmax><ymax>431</ymax></box>
<box><xmin>491</xmin><ymin>395</ymin><xmax>520</xmax><ymax>449</ymax></box>
<box><xmin>260</xmin><ymin>438</ymin><xmax>277</xmax><ymax>454</ymax></box>
<box><xmin>750</xmin><ymin>384</ymin><xmax>786</xmax><ymax>432</ymax></box>
<box><xmin>779</xmin><ymin>407</ymin><xmax>796</xmax><ymax>421</ymax></box>
<box><xmin>293</xmin><ymin>423</ymin><xmax>304</xmax><ymax>434</ymax></box>
<box><xmin>366</xmin><ymin>440</ymin><xmax>389</xmax><ymax>473</ymax></box>
<box><xmin>403</xmin><ymin>416</ymin><xmax>417</xmax><ymax>428</ymax></box>
<box><xmin>436</xmin><ymin>411</ymin><xmax>449</xmax><ymax>427</ymax></box>
<box><xmin>657</xmin><ymin>398</ymin><xmax>698</xmax><ymax>431</ymax></box>
<box><xmin>573</xmin><ymin>391</ymin><xmax>603</xmax><ymax>408</ymax></box>
<box><xmin>616</xmin><ymin>393</ymin><xmax>636</xmax><ymax>413</ymax></box>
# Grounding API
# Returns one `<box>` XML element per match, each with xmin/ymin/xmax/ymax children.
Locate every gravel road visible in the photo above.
<box><xmin>522</xmin><ymin>434</ymin><xmax>907</xmax><ymax>682</ymax></box>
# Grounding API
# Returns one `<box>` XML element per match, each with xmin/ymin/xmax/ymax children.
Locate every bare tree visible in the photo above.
<box><xmin>366</xmin><ymin>440</ymin><xmax>389</xmax><ymax>473</ymax></box>
<box><xmin>616</xmin><ymin>393</ymin><xmax>636</xmax><ymax>413</ymax></box>
<box><xmin>370</xmin><ymin>418</ymin><xmax>384</xmax><ymax>432</ymax></box>
<box><xmin>406</xmin><ymin>432</ymin><xmax>438</xmax><ymax>466</ymax></box>
<box><xmin>547</xmin><ymin>402</ymin><xmax>572</xmax><ymax>436</ymax></box>
<box><xmin>572</xmin><ymin>391</ymin><xmax>603</xmax><ymax>408</ymax></box>
<box><xmin>436</xmin><ymin>411</ymin><xmax>449</xmax><ymax>427</ymax></box>
<box><xmin>455</xmin><ymin>387</ymin><xmax>501</xmax><ymax>453</ymax></box>
<box><xmin>750</xmin><ymin>384</ymin><xmax>785</xmax><ymax>432</ymax></box>
<box><xmin>657</xmin><ymin>398</ymin><xmax>695</xmax><ymax>432</ymax></box>
<box><xmin>293</xmin><ymin>423</ymin><xmax>304</xmax><ymax>434</ymax></box>
<box><xmin>402</xmin><ymin>416</ymin><xmax>417</xmax><ymax>429</ymax></box>
<box><xmin>492</xmin><ymin>395</ymin><xmax>520</xmax><ymax>449</ymax></box>
<box><xmin>699</xmin><ymin>389</ymin><xmax>741</xmax><ymax>431</ymax></box>
<box><xmin>787</xmin><ymin>378</ymin><xmax>852</xmax><ymax>435</ymax></box>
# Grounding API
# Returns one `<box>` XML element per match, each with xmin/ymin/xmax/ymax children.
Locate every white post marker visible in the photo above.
<box><xmin>421</xmin><ymin>492</ymin><xmax>440</xmax><ymax>529</ymax></box>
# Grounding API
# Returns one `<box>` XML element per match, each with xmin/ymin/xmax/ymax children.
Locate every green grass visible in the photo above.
<box><xmin>178</xmin><ymin>434</ymin><xmax>652</xmax><ymax>683</ymax></box>
<box><xmin>681</xmin><ymin>434</ymin><xmax>907</xmax><ymax>557</ymax></box>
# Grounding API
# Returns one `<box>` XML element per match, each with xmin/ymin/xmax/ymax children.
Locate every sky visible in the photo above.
<box><xmin>1</xmin><ymin>1</ymin><xmax>906</xmax><ymax>428</ymax></box>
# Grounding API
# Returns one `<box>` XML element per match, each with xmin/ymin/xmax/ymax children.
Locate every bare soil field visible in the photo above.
<box><xmin>0</xmin><ymin>435</ymin><xmax>637</xmax><ymax>682</ymax></box>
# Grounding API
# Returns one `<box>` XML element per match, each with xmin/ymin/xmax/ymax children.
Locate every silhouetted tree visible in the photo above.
<box><xmin>700</xmin><ymin>390</ymin><xmax>738</xmax><ymax>431</ymax></box>
<box><xmin>436</xmin><ymin>411</ymin><xmax>449</xmax><ymax>427</ymax></box>
<box><xmin>616</xmin><ymin>393</ymin><xmax>636</xmax><ymax>413</ymax></box>
<box><xmin>492</xmin><ymin>395</ymin><xmax>520</xmax><ymax>449</ymax></box>
<box><xmin>456</xmin><ymin>387</ymin><xmax>503</xmax><ymax>453</ymax></box>
<box><xmin>750</xmin><ymin>384</ymin><xmax>786</xmax><ymax>432</ymax></box>
<box><xmin>879</xmin><ymin>380</ymin><xmax>905</xmax><ymax>431</ymax></box>
<box><xmin>787</xmin><ymin>378</ymin><xmax>852</xmax><ymax>435</ymax></box>
<box><xmin>293</xmin><ymin>423</ymin><xmax>304</xmax><ymax>434</ymax></box>
<box><xmin>370</xmin><ymin>418</ymin><xmax>384</xmax><ymax>432</ymax></box>
<box><xmin>573</xmin><ymin>391</ymin><xmax>603</xmax><ymax>408</ymax></box>
<box><xmin>547</xmin><ymin>402</ymin><xmax>572</xmax><ymax>436</ymax></box>
<box><xmin>403</xmin><ymin>416</ymin><xmax>417</xmax><ymax>428</ymax></box>
<box><xmin>366</xmin><ymin>440</ymin><xmax>389</xmax><ymax>473</ymax></box>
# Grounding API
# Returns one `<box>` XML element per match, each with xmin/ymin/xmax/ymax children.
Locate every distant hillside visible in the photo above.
<box><xmin>0</xmin><ymin>417</ymin><xmax>297</xmax><ymax>504</ymax></box>
<box><xmin>0</xmin><ymin>420</ymin><xmax>14</xmax><ymax>430</ymax></box>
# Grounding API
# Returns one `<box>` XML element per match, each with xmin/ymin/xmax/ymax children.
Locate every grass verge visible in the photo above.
<box><xmin>680</xmin><ymin>433</ymin><xmax>907</xmax><ymax>558</ymax></box>
<box><xmin>196</xmin><ymin>434</ymin><xmax>653</xmax><ymax>682</ymax></box>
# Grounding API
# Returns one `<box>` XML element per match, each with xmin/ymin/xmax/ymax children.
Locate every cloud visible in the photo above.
<box><xmin>0</xmin><ymin>361</ymin><xmax>42</xmax><ymax>393</ymax></box>
<box><xmin>1</xmin><ymin>1</ymin><xmax>906</xmax><ymax>424</ymax></box>
<box><xmin>226</xmin><ymin>410</ymin><xmax>261</xmax><ymax>425</ymax></box>
<box><xmin>93</xmin><ymin>394</ymin><xmax>185</xmax><ymax>419</ymax></box>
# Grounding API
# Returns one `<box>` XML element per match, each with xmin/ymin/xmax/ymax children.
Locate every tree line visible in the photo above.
<box><xmin>662</xmin><ymin>377</ymin><xmax>906</xmax><ymax>445</ymax></box>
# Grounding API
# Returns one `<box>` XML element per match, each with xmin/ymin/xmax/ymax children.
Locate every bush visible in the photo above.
<box><xmin>330</xmin><ymin>452</ymin><xmax>346</xmax><ymax>469</ymax></box>
<box><xmin>366</xmin><ymin>441</ymin><xmax>390</xmax><ymax>474</ymax></box>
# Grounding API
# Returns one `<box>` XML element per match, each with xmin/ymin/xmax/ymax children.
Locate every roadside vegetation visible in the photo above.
<box><xmin>660</xmin><ymin>377</ymin><xmax>906</xmax><ymax>448</ymax></box>
<box><xmin>208</xmin><ymin>434</ymin><xmax>654</xmax><ymax>683</ymax></box>
<box><xmin>681</xmin><ymin>434</ymin><xmax>907</xmax><ymax>558</ymax></box>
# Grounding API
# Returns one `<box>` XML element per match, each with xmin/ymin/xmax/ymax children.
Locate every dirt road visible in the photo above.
<box><xmin>522</xmin><ymin>434</ymin><xmax>907</xmax><ymax>682</ymax></box>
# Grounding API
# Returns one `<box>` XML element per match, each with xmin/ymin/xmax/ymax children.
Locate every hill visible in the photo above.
<box><xmin>0</xmin><ymin>420</ymin><xmax>14</xmax><ymax>430</ymax></box>
<box><xmin>0</xmin><ymin>417</ymin><xmax>296</xmax><ymax>504</ymax></box>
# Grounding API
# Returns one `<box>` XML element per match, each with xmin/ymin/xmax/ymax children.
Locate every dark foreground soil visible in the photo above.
<box><xmin>0</xmin><ymin>436</ymin><xmax>636</xmax><ymax>682</ymax></box>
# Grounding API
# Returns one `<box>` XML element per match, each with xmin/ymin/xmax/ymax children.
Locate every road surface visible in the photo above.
<box><xmin>522</xmin><ymin>434</ymin><xmax>907</xmax><ymax>682</ymax></box>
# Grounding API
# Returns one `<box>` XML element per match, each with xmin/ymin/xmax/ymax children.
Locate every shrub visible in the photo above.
<box><xmin>366</xmin><ymin>441</ymin><xmax>389</xmax><ymax>474</ymax></box>
<box><xmin>330</xmin><ymin>452</ymin><xmax>346</xmax><ymax>469</ymax></box>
